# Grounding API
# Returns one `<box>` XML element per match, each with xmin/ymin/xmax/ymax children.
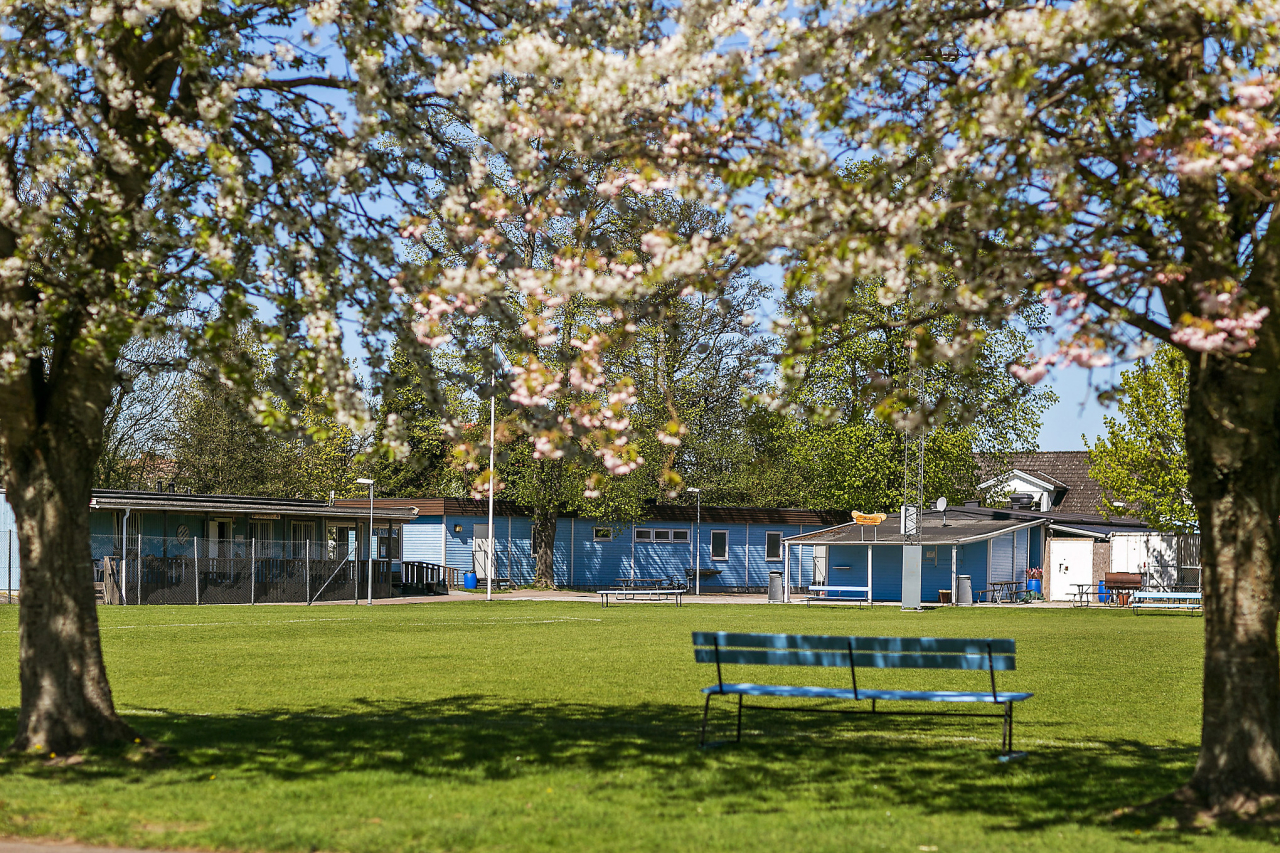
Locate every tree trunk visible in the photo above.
<box><xmin>1183</xmin><ymin>346</ymin><xmax>1280</xmax><ymax>812</ymax></box>
<box><xmin>532</xmin><ymin>506</ymin><xmax>558</xmax><ymax>589</ymax></box>
<box><xmin>1</xmin><ymin>354</ymin><xmax>136</xmax><ymax>755</ymax></box>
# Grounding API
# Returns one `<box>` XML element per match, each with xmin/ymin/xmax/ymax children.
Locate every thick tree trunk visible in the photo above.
<box><xmin>532</xmin><ymin>506</ymin><xmax>557</xmax><ymax>589</ymax></box>
<box><xmin>1</xmin><ymin>353</ymin><xmax>136</xmax><ymax>755</ymax></box>
<box><xmin>1183</xmin><ymin>347</ymin><xmax>1280</xmax><ymax>812</ymax></box>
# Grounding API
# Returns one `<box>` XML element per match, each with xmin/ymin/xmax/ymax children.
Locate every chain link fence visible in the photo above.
<box><xmin>91</xmin><ymin>534</ymin><xmax>404</xmax><ymax>605</ymax></box>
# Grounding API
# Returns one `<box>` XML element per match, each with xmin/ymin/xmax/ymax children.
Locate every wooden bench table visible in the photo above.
<box><xmin>805</xmin><ymin>585</ymin><xmax>870</xmax><ymax>606</ymax></box>
<box><xmin>693</xmin><ymin>631</ymin><xmax>1032</xmax><ymax>757</ymax></box>
<box><xmin>1131</xmin><ymin>591</ymin><xmax>1202</xmax><ymax>614</ymax></box>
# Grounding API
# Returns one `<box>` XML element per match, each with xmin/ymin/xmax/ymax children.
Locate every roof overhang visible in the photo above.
<box><xmin>783</xmin><ymin>517</ymin><xmax>1045</xmax><ymax>547</ymax></box>
<box><xmin>1048</xmin><ymin>523</ymin><xmax>1110</xmax><ymax>539</ymax></box>
<box><xmin>978</xmin><ymin>468</ymin><xmax>1065</xmax><ymax>493</ymax></box>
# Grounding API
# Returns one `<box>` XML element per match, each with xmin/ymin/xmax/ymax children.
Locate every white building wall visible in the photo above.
<box><xmin>1111</xmin><ymin>532</ymin><xmax>1178</xmax><ymax>587</ymax></box>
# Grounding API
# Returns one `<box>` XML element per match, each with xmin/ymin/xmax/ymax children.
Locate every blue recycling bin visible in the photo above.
<box><xmin>464</xmin><ymin>571</ymin><xmax>478</xmax><ymax>590</ymax></box>
<box><xmin>1027</xmin><ymin>579</ymin><xmax>1042</xmax><ymax>596</ymax></box>
<box><xmin>1097</xmin><ymin>578</ymin><xmax>1109</xmax><ymax>604</ymax></box>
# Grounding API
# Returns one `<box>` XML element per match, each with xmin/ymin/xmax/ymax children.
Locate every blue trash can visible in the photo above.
<box><xmin>1097</xmin><ymin>579</ymin><xmax>1109</xmax><ymax>604</ymax></box>
<box><xmin>464</xmin><ymin>571</ymin><xmax>478</xmax><ymax>590</ymax></box>
<box><xmin>1027</xmin><ymin>579</ymin><xmax>1042</xmax><ymax>596</ymax></box>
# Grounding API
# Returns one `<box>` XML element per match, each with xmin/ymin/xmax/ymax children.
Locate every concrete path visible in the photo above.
<box><xmin>0</xmin><ymin>841</ymin><xmax>158</xmax><ymax>853</ymax></box>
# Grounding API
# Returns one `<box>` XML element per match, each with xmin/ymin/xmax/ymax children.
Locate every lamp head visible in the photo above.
<box><xmin>355</xmin><ymin>478</ymin><xmax>375</xmax><ymax>486</ymax></box>
<box><xmin>686</xmin><ymin>487</ymin><xmax>701</xmax><ymax>494</ymax></box>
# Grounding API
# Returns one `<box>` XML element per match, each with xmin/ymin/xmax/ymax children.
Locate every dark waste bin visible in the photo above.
<box><xmin>768</xmin><ymin>570</ymin><xmax>784</xmax><ymax>603</ymax></box>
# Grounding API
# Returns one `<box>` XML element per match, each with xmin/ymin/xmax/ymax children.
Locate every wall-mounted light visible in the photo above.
<box><xmin>454</xmin><ymin>524</ymin><xmax>463</xmax><ymax>533</ymax></box>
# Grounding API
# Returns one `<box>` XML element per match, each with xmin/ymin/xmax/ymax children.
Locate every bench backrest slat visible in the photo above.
<box><xmin>692</xmin><ymin>631</ymin><xmax>1014</xmax><ymax>656</ymax></box>
<box><xmin>693</xmin><ymin>646</ymin><xmax>1015</xmax><ymax>671</ymax></box>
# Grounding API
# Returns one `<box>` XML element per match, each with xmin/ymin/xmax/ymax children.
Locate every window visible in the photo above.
<box><xmin>711</xmin><ymin>530</ymin><xmax>728</xmax><ymax>560</ymax></box>
<box><xmin>765</xmin><ymin>531</ymin><xmax>782</xmax><ymax>561</ymax></box>
<box><xmin>593</xmin><ymin>527</ymin><xmax>613</xmax><ymax>541</ymax></box>
<box><xmin>635</xmin><ymin>528</ymin><xmax>687</xmax><ymax>543</ymax></box>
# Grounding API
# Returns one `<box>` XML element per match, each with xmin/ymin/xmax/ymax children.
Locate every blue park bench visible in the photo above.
<box><xmin>693</xmin><ymin>631</ymin><xmax>1032</xmax><ymax>756</ymax></box>
<box><xmin>1130</xmin><ymin>591</ymin><xmax>1202</xmax><ymax>614</ymax></box>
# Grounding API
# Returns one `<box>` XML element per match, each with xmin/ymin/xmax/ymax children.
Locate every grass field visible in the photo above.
<box><xmin>0</xmin><ymin>600</ymin><xmax>1273</xmax><ymax>853</ymax></box>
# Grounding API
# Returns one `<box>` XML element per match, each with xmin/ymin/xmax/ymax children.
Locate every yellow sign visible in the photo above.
<box><xmin>852</xmin><ymin>512</ymin><xmax>887</xmax><ymax>526</ymax></box>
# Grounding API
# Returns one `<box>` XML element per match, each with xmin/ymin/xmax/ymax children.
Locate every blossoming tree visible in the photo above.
<box><xmin>430</xmin><ymin>0</ymin><xmax>1280</xmax><ymax>814</ymax></box>
<box><xmin>0</xmin><ymin>0</ymin><xmax>634</xmax><ymax>754</ymax></box>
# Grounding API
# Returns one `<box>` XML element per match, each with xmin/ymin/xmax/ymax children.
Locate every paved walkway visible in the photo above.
<box><xmin>0</xmin><ymin>841</ymin><xmax>154</xmax><ymax>853</ymax></box>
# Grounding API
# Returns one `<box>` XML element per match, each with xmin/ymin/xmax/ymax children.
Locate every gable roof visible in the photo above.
<box><xmin>976</xmin><ymin>451</ymin><xmax>1108</xmax><ymax>515</ymax></box>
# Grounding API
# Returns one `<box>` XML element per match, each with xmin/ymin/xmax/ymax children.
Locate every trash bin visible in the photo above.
<box><xmin>768</xmin><ymin>570</ymin><xmax>784</xmax><ymax>603</ymax></box>
<box><xmin>1097</xmin><ymin>579</ymin><xmax>1109</xmax><ymax>604</ymax></box>
<box><xmin>957</xmin><ymin>575</ymin><xmax>973</xmax><ymax>605</ymax></box>
<box><xmin>463</xmin><ymin>570</ymin><xmax>478</xmax><ymax>590</ymax></box>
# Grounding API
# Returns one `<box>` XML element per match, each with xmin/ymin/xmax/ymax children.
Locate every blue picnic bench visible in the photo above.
<box><xmin>693</xmin><ymin>631</ymin><xmax>1032</xmax><ymax>756</ymax></box>
<box><xmin>1130</xmin><ymin>591</ymin><xmax>1202</xmax><ymax>614</ymax></box>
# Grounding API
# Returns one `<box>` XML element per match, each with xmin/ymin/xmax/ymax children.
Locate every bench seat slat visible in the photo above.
<box><xmin>692</xmin><ymin>631</ymin><xmax>1015</xmax><ymax>656</ymax></box>
<box><xmin>693</xmin><ymin>647</ymin><xmax>1015</xmax><ymax>670</ymax></box>
<box><xmin>700</xmin><ymin>682</ymin><xmax>1032</xmax><ymax>703</ymax></box>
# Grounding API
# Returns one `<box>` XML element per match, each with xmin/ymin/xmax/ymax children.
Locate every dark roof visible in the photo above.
<box><xmin>977</xmin><ymin>451</ymin><xmax>1108</xmax><ymax>515</ymax></box>
<box><xmin>337</xmin><ymin>497</ymin><xmax>850</xmax><ymax>527</ymax></box>
<box><xmin>88</xmin><ymin>490</ymin><xmax>416</xmax><ymax>520</ymax></box>
<box><xmin>785</xmin><ymin>504</ymin><xmax>1151</xmax><ymax>546</ymax></box>
<box><xmin>785</xmin><ymin>509</ymin><xmax>1045</xmax><ymax>546</ymax></box>
<box><xmin>948</xmin><ymin>504</ymin><xmax>1150</xmax><ymax>530</ymax></box>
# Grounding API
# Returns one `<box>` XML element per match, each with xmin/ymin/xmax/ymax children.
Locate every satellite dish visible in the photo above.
<box><xmin>935</xmin><ymin>497</ymin><xmax>948</xmax><ymax>512</ymax></box>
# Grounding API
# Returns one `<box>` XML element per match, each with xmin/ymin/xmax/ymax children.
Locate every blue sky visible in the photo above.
<box><xmin>1036</xmin><ymin>366</ymin><xmax>1117</xmax><ymax>450</ymax></box>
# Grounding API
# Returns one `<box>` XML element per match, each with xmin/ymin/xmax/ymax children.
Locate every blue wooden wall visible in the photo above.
<box><xmin>407</xmin><ymin>515</ymin><xmax>821</xmax><ymax>589</ymax></box>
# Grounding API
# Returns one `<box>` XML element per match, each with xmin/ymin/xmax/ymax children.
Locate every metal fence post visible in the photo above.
<box><xmin>305</xmin><ymin>539</ymin><xmax>311</xmax><ymax>605</ymax></box>
<box><xmin>7</xmin><ymin>529</ymin><xmax>12</xmax><ymax>604</ymax></box>
<box><xmin>194</xmin><ymin>537</ymin><xmax>201</xmax><ymax>606</ymax></box>
<box><xmin>136</xmin><ymin>532</ymin><xmax>142</xmax><ymax>605</ymax></box>
<box><xmin>250</xmin><ymin>538</ymin><xmax>256</xmax><ymax>605</ymax></box>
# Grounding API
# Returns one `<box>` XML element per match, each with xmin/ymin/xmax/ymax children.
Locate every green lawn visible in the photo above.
<box><xmin>0</xmin><ymin>601</ymin><xmax>1271</xmax><ymax>852</ymax></box>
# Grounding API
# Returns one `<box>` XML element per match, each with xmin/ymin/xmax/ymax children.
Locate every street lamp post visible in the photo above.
<box><xmin>356</xmin><ymin>478</ymin><xmax>374</xmax><ymax>604</ymax></box>
<box><xmin>687</xmin><ymin>488</ymin><xmax>701</xmax><ymax>596</ymax></box>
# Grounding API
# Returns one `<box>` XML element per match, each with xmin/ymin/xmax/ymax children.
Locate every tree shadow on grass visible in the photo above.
<box><xmin>0</xmin><ymin>699</ymin><xmax>1265</xmax><ymax>842</ymax></box>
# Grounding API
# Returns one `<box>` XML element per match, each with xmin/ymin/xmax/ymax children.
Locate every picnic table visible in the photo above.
<box><xmin>1071</xmin><ymin>583</ymin><xmax>1094</xmax><ymax>607</ymax></box>
<box><xmin>598</xmin><ymin>587</ymin><xmax>684</xmax><ymax>608</ymax></box>
<box><xmin>987</xmin><ymin>581</ymin><xmax>1023</xmax><ymax>603</ymax></box>
<box><xmin>804</xmin><ymin>585</ymin><xmax>870</xmax><ymax>607</ymax></box>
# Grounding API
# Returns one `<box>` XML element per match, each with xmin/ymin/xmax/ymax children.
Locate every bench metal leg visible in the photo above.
<box><xmin>700</xmin><ymin>694</ymin><xmax>712</xmax><ymax>746</ymax></box>
<box><xmin>736</xmin><ymin>694</ymin><xmax>743</xmax><ymax>742</ymax></box>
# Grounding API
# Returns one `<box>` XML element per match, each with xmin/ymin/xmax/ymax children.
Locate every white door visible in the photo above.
<box><xmin>1049</xmin><ymin>538</ymin><xmax>1094</xmax><ymax>601</ymax></box>
<box><xmin>472</xmin><ymin>524</ymin><xmax>494</xmax><ymax>579</ymax></box>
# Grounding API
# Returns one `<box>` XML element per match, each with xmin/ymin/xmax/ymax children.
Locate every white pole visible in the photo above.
<box><xmin>951</xmin><ymin>544</ymin><xmax>958</xmax><ymax>606</ymax></box>
<box><xmin>194</xmin><ymin>536</ymin><xmax>201</xmax><ymax>606</ymax></box>
<box><xmin>136</xmin><ymin>532</ymin><xmax>142</xmax><ymax>605</ymax></box>
<box><xmin>251</xmin><ymin>537</ymin><xmax>256</xmax><ymax>605</ymax></box>
<box><xmin>487</xmin><ymin>369</ymin><xmax>495</xmax><ymax>602</ymax></box>
<box><xmin>868</xmin><ymin>543</ymin><xmax>874</xmax><ymax>603</ymax></box>
<box><xmin>368</xmin><ymin>484</ymin><xmax>375</xmax><ymax>605</ymax></box>
<box><xmin>121</xmin><ymin>509</ymin><xmax>130</xmax><ymax>605</ymax></box>
<box><xmin>783</xmin><ymin>542</ymin><xmax>790</xmax><ymax>602</ymax></box>
<box><xmin>695</xmin><ymin>493</ymin><xmax>701</xmax><ymax>596</ymax></box>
